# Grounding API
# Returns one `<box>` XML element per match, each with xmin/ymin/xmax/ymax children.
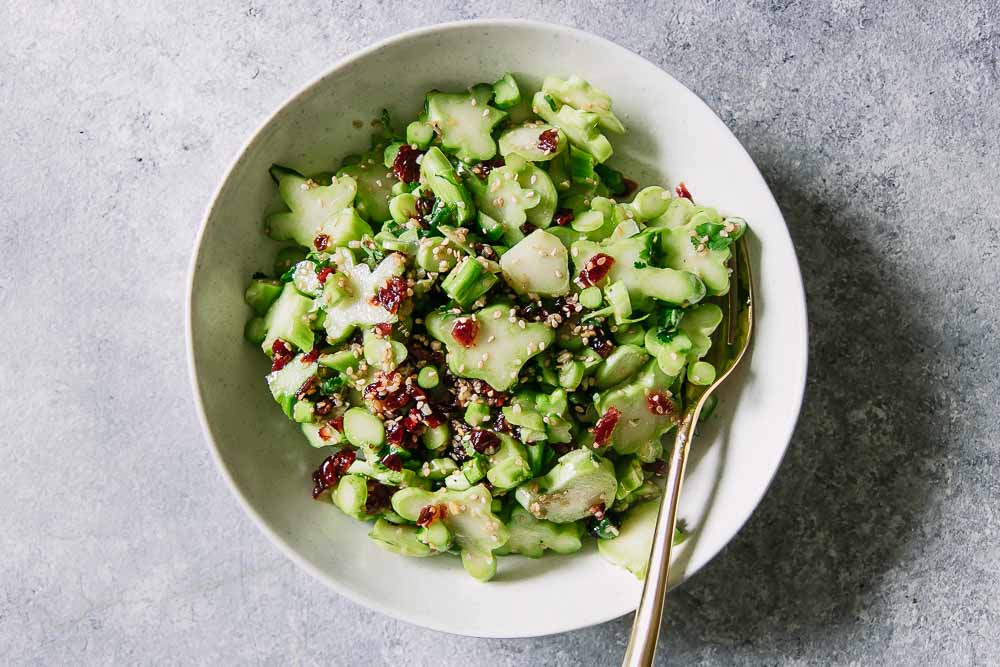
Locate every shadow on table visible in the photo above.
<box><xmin>655</xmin><ymin>160</ymin><xmax>947</xmax><ymax>647</ymax></box>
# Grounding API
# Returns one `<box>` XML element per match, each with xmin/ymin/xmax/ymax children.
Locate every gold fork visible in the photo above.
<box><xmin>622</xmin><ymin>238</ymin><xmax>755</xmax><ymax>667</ymax></box>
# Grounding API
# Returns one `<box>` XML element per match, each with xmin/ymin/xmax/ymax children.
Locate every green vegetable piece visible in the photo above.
<box><xmin>630</xmin><ymin>186</ymin><xmax>672</xmax><ymax>221</ymax></box>
<box><xmin>688</xmin><ymin>360</ymin><xmax>717</xmax><ymax>385</ymax></box>
<box><xmin>486</xmin><ymin>434</ymin><xmax>532</xmax><ymax>490</ymax></box>
<box><xmin>419</xmin><ymin>146</ymin><xmax>475</xmax><ymax>223</ymax></box>
<box><xmin>244</xmin><ymin>277</ymin><xmax>283</xmax><ymax>315</ymax></box>
<box><xmin>557</xmin><ymin>358</ymin><xmax>585</xmax><ymax>391</ymax></box>
<box><xmin>425</xmin><ymin>90</ymin><xmax>506</xmax><ymax>162</ymax></box>
<box><xmin>422</xmin><ymin>422</ymin><xmax>450</xmax><ymax>451</ymax></box>
<box><xmin>346</xmin><ymin>459</ymin><xmax>430</xmax><ymax>490</ymax></box>
<box><xmin>337</xmin><ymin>150</ymin><xmax>396</xmax><ymax>223</ymax></box>
<box><xmin>334</xmin><ymin>474</ymin><xmax>370</xmax><ymax>519</ymax></box>
<box><xmin>292</xmin><ymin>400</ymin><xmax>314</xmax><ymax>423</ymax></box>
<box><xmin>520</xmin><ymin>165</ymin><xmax>558</xmax><ymax>228</ymax></box>
<box><xmin>579</xmin><ymin>286</ymin><xmax>603</xmax><ymax>309</ymax></box>
<box><xmin>415</xmin><ymin>236</ymin><xmax>459</xmax><ymax>274</ymax></box>
<box><xmin>318</xmin><ymin>349</ymin><xmax>360</xmax><ymax>373</ymax></box>
<box><xmin>266</xmin><ymin>353</ymin><xmax>317</xmax><ymax>418</ymax></box>
<box><xmin>594</xmin><ymin>344</ymin><xmax>650</xmax><ymax>390</ymax></box>
<box><xmin>370</xmin><ymin>518</ymin><xmax>434</xmax><ymax>557</ymax></box>
<box><xmin>613</xmin><ymin>479</ymin><xmax>662</xmax><ymax>513</ymax></box>
<box><xmin>290</xmin><ymin>260</ymin><xmax>322</xmax><ymax>297</ymax></box>
<box><xmin>391</xmin><ymin>484</ymin><xmax>510</xmax><ymax>580</ymax></box>
<box><xmin>597</xmin><ymin>359</ymin><xmax>680</xmax><ymax>461</ymax></box>
<box><xmin>464</xmin><ymin>401</ymin><xmax>491</xmax><ymax>426</ymax></box>
<box><xmin>699</xmin><ymin>394</ymin><xmax>719</xmax><ymax>424</ymax></box>
<box><xmin>244</xmin><ymin>317</ymin><xmax>267</xmax><ymax>345</ymax></box>
<box><xmin>568</xmin><ymin>146</ymin><xmax>596</xmax><ymax>182</ymax></box>
<box><xmin>406</xmin><ymin>119</ymin><xmax>435</xmax><ymax>149</ymax></box>
<box><xmin>499</xmin><ymin>228</ymin><xmax>570</xmax><ymax>297</ymax></box>
<box><xmin>615</xmin><ymin>456</ymin><xmax>645</xmax><ymax>501</ymax></box>
<box><xmin>461</xmin><ymin>549</ymin><xmax>497</xmax><ymax>582</ymax></box>
<box><xmin>678</xmin><ymin>303</ymin><xmax>724</xmax><ymax>360</ymax></box>
<box><xmin>274</xmin><ymin>246</ymin><xmax>307</xmax><ymax>275</ymax></box>
<box><xmin>266</xmin><ymin>166</ymin><xmax>370</xmax><ymax>249</ymax></box>
<box><xmin>491</xmin><ymin>73</ymin><xmax>522</xmax><ymax>110</ymax></box>
<box><xmin>300</xmin><ymin>421</ymin><xmax>343</xmax><ymax>448</ymax></box>
<box><xmin>343</xmin><ymin>406</ymin><xmax>385</xmax><ymax>456</ymax></box>
<box><xmin>498</xmin><ymin>123</ymin><xmax>567</xmax><ymax>161</ymax></box>
<box><xmin>462</xmin><ymin>457</ymin><xmax>488</xmax><ymax>484</ymax></box>
<box><xmin>417</xmin><ymin>366</ymin><xmax>440</xmax><ymax>389</ymax></box>
<box><xmin>321</xmin><ymin>252</ymin><xmax>406</xmax><ymax>341</ymax></box>
<box><xmin>420</xmin><ymin>457</ymin><xmax>459</xmax><ymax>480</ymax></box>
<box><xmin>363</xmin><ymin>330</ymin><xmax>408</xmax><ymax>372</ymax></box>
<box><xmin>383</xmin><ymin>142</ymin><xmax>403</xmax><ymax>168</ymax></box>
<box><xmin>388</xmin><ymin>192</ymin><xmax>419</xmax><ymax>224</ymax></box>
<box><xmin>514</xmin><ymin>449</ymin><xmax>618</xmax><ymax>523</ymax></box>
<box><xmin>416</xmin><ymin>520</ymin><xmax>453</xmax><ymax>552</ymax></box>
<box><xmin>613</xmin><ymin>323</ymin><xmax>646</xmax><ymax>346</ymax></box>
<box><xmin>644</xmin><ymin>327</ymin><xmax>693</xmax><ymax>377</ymax></box>
<box><xmin>425</xmin><ymin>303</ymin><xmax>555</xmax><ymax>392</ymax></box>
<box><xmin>445</xmin><ymin>470</ymin><xmax>472</xmax><ymax>491</ymax></box>
<box><xmin>261</xmin><ymin>283</ymin><xmax>314</xmax><ymax>354</ymax></box>
<box><xmin>531</xmin><ymin>91</ymin><xmax>613</xmax><ymax>164</ymax></box>
<box><xmin>597</xmin><ymin>500</ymin><xmax>667</xmax><ymax>579</ymax></box>
<box><xmin>571</xmin><ymin>233</ymin><xmax>706</xmax><ymax>307</ymax></box>
<box><xmin>441</xmin><ymin>257</ymin><xmax>499</xmax><ymax>307</ymax></box>
<box><xmin>495</xmin><ymin>506</ymin><xmax>583</xmax><ymax>558</ymax></box>
<box><xmin>542</xmin><ymin>74</ymin><xmax>625</xmax><ymax>134</ymax></box>
<box><xmin>660</xmin><ymin>207</ymin><xmax>747</xmax><ymax>295</ymax></box>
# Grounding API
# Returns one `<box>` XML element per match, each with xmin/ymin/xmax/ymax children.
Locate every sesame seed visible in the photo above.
<box><xmin>481</xmin><ymin>109</ymin><xmax>490</xmax><ymax>117</ymax></box>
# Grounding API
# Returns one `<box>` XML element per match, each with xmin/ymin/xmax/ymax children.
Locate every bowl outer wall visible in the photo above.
<box><xmin>186</xmin><ymin>19</ymin><xmax>808</xmax><ymax>638</ymax></box>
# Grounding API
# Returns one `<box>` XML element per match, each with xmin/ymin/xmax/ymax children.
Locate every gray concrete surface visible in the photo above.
<box><xmin>2</xmin><ymin>1</ymin><xmax>998</xmax><ymax>665</ymax></box>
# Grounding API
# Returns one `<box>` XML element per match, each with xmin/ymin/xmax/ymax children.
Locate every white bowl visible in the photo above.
<box><xmin>187</xmin><ymin>19</ymin><xmax>808</xmax><ymax>638</ymax></box>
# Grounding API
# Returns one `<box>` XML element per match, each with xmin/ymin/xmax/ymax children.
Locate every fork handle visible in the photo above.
<box><xmin>621</xmin><ymin>408</ymin><xmax>698</xmax><ymax>667</ymax></box>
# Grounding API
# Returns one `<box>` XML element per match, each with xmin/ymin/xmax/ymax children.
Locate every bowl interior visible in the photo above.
<box><xmin>188</xmin><ymin>20</ymin><xmax>807</xmax><ymax>638</ymax></box>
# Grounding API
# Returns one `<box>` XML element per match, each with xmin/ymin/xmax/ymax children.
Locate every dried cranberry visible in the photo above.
<box><xmin>643</xmin><ymin>460</ymin><xmax>668</xmax><ymax>477</ymax></box>
<box><xmin>424</xmin><ymin>412</ymin><xmax>443</xmax><ymax>429</ymax></box>
<box><xmin>537</xmin><ymin>128</ymin><xmax>559</xmax><ymax>154</ymax></box>
<box><xmin>372</xmin><ymin>276</ymin><xmax>409</xmax><ymax>315</ymax></box>
<box><xmin>295</xmin><ymin>376</ymin><xmax>317</xmax><ymax>401</ymax></box>
<box><xmin>381</xmin><ymin>453</ymin><xmax>403</xmax><ymax>472</ymax></box>
<box><xmin>270</xmin><ymin>339</ymin><xmax>294</xmax><ymax>372</ymax></box>
<box><xmin>553</xmin><ymin>209</ymin><xmax>574</xmax><ymax>227</ymax></box>
<box><xmin>473</xmin><ymin>242</ymin><xmax>496</xmax><ymax>258</ymax></box>
<box><xmin>593</xmin><ymin>406</ymin><xmax>622</xmax><ymax>446</ymax></box>
<box><xmin>313</xmin><ymin>399</ymin><xmax>334</xmax><ymax>416</ymax></box>
<box><xmin>469</xmin><ymin>428</ymin><xmax>501</xmax><ymax>455</ymax></box>
<box><xmin>330</xmin><ymin>415</ymin><xmax>344</xmax><ymax>432</ymax></box>
<box><xmin>622</xmin><ymin>178</ymin><xmax>638</xmax><ymax>198</ymax></box>
<box><xmin>385</xmin><ymin>420</ymin><xmax>405</xmax><ymax>446</ymax></box>
<box><xmin>314</xmin><ymin>234</ymin><xmax>330</xmax><ymax>251</ymax></box>
<box><xmin>589</xmin><ymin>503</ymin><xmax>607</xmax><ymax>520</ymax></box>
<box><xmin>450</xmin><ymin>317</ymin><xmax>479</xmax><ymax>347</ymax></box>
<box><xmin>552</xmin><ymin>442</ymin><xmax>572</xmax><ymax>457</ymax></box>
<box><xmin>316</xmin><ymin>266</ymin><xmax>334</xmax><ymax>284</ymax></box>
<box><xmin>318</xmin><ymin>426</ymin><xmax>334</xmax><ymax>442</ymax></box>
<box><xmin>364</xmin><ymin>481</ymin><xmax>393</xmax><ymax>513</ymax></box>
<box><xmin>373</xmin><ymin>322</ymin><xmax>393</xmax><ymax>338</ymax></box>
<box><xmin>471</xmin><ymin>157</ymin><xmax>504</xmax><ymax>179</ymax></box>
<box><xmin>578</xmin><ymin>253</ymin><xmax>615</xmax><ymax>287</ymax></box>
<box><xmin>312</xmin><ymin>449</ymin><xmax>357</xmax><ymax>497</ymax></box>
<box><xmin>675</xmin><ymin>182</ymin><xmax>693</xmax><ymax>201</ymax></box>
<box><xmin>302</xmin><ymin>343</ymin><xmax>322</xmax><ymax>363</ymax></box>
<box><xmin>392</xmin><ymin>144</ymin><xmax>422</xmax><ymax>183</ymax></box>
<box><xmin>519</xmin><ymin>222</ymin><xmax>537</xmax><ymax>235</ymax></box>
<box><xmin>587</xmin><ymin>327</ymin><xmax>615</xmax><ymax>358</ymax></box>
<box><xmin>416</xmin><ymin>503</ymin><xmax>448</xmax><ymax>527</ymax></box>
<box><xmin>646</xmin><ymin>391</ymin><xmax>675</xmax><ymax>416</ymax></box>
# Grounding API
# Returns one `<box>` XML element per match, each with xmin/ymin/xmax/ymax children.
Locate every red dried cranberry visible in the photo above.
<box><xmin>622</xmin><ymin>178</ymin><xmax>638</xmax><ymax>198</ymax></box>
<box><xmin>385</xmin><ymin>420</ymin><xmax>405</xmax><ymax>446</ymax></box>
<box><xmin>646</xmin><ymin>391</ymin><xmax>675</xmax><ymax>416</ymax></box>
<box><xmin>295</xmin><ymin>376</ymin><xmax>317</xmax><ymax>401</ymax></box>
<box><xmin>553</xmin><ymin>209</ymin><xmax>574</xmax><ymax>226</ymax></box>
<box><xmin>450</xmin><ymin>317</ymin><xmax>479</xmax><ymax>347</ymax></box>
<box><xmin>519</xmin><ymin>222</ymin><xmax>537</xmax><ymax>235</ymax></box>
<box><xmin>392</xmin><ymin>144</ymin><xmax>422</xmax><ymax>183</ymax></box>
<box><xmin>364</xmin><ymin>481</ymin><xmax>393</xmax><ymax>513</ymax></box>
<box><xmin>537</xmin><ymin>128</ymin><xmax>559</xmax><ymax>154</ymax></box>
<box><xmin>318</xmin><ymin>426</ymin><xmax>333</xmax><ymax>442</ymax></box>
<box><xmin>578</xmin><ymin>253</ymin><xmax>615</xmax><ymax>287</ymax></box>
<box><xmin>270</xmin><ymin>339</ymin><xmax>294</xmax><ymax>372</ymax></box>
<box><xmin>589</xmin><ymin>503</ymin><xmax>607</xmax><ymax>520</ymax></box>
<box><xmin>593</xmin><ymin>406</ymin><xmax>622</xmax><ymax>446</ymax></box>
<box><xmin>314</xmin><ymin>234</ymin><xmax>331</xmax><ymax>251</ymax></box>
<box><xmin>373</xmin><ymin>322</ymin><xmax>393</xmax><ymax>338</ymax></box>
<box><xmin>586</xmin><ymin>327</ymin><xmax>615</xmax><ymax>358</ymax></box>
<box><xmin>302</xmin><ymin>343</ymin><xmax>322</xmax><ymax>363</ymax></box>
<box><xmin>416</xmin><ymin>503</ymin><xmax>448</xmax><ymax>527</ymax></box>
<box><xmin>415</xmin><ymin>195</ymin><xmax>435</xmax><ymax>217</ymax></box>
<box><xmin>330</xmin><ymin>415</ymin><xmax>344</xmax><ymax>432</ymax></box>
<box><xmin>313</xmin><ymin>449</ymin><xmax>357</xmax><ymax>498</ymax></box>
<box><xmin>381</xmin><ymin>453</ymin><xmax>403</xmax><ymax>472</ymax></box>
<box><xmin>675</xmin><ymin>182</ymin><xmax>693</xmax><ymax>201</ymax></box>
<box><xmin>471</xmin><ymin>157</ymin><xmax>504</xmax><ymax>179</ymax></box>
<box><xmin>316</xmin><ymin>266</ymin><xmax>334</xmax><ymax>284</ymax></box>
<box><xmin>373</xmin><ymin>276</ymin><xmax>409</xmax><ymax>315</ymax></box>
<box><xmin>643</xmin><ymin>460</ymin><xmax>668</xmax><ymax>477</ymax></box>
<box><xmin>424</xmin><ymin>412</ymin><xmax>443</xmax><ymax>429</ymax></box>
<box><xmin>314</xmin><ymin>399</ymin><xmax>334</xmax><ymax>416</ymax></box>
<box><xmin>469</xmin><ymin>428</ymin><xmax>501</xmax><ymax>455</ymax></box>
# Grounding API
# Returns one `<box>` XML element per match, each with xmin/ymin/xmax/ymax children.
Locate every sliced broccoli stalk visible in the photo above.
<box><xmin>425</xmin><ymin>303</ymin><xmax>555</xmax><ymax>392</ymax></box>
<box><xmin>347</xmin><ymin>459</ymin><xmax>430</xmax><ymax>490</ymax></box>
<box><xmin>486</xmin><ymin>434</ymin><xmax>532</xmax><ymax>490</ymax></box>
<box><xmin>289</xmin><ymin>260</ymin><xmax>322</xmax><ymax>297</ymax></box>
<box><xmin>542</xmin><ymin>75</ymin><xmax>625</xmax><ymax>134</ymax></box>
<box><xmin>261</xmin><ymin>283</ymin><xmax>315</xmax><ymax>354</ymax></box>
<box><xmin>337</xmin><ymin>149</ymin><xmax>396</xmax><ymax>223</ymax></box>
<box><xmin>333</xmin><ymin>474</ymin><xmax>370</xmax><ymax>519</ymax></box>
<box><xmin>491</xmin><ymin>73</ymin><xmax>522</xmax><ymax>110</ymax></box>
<box><xmin>519</xmin><ymin>165</ymin><xmax>558</xmax><ymax>228</ymax></box>
<box><xmin>441</xmin><ymin>257</ymin><xmax>499</xmax><ymax>307</ymax></box>
<box><xmin>244</xmin><ymin>277</ymin><xmax>283</xmax><ymax>315</ymax></box>
<box><xmin>362</xmin><ymin>328</ymin><xmax>408</xmax><ymax>372</ymax></box>
<box><xmin>419</xmin><ymin>457</ymin><xmax>459</xmax><ymax>481</ymax></box>
<box><xmin>571</xmin><ymin>233</ymin><xmax>706</xmax><ymax>307</ymax></box>
<box><xmin>300</xmin><ymin>421</ymin><xmax>343</xmax><ymax>448</ymax></box>
<box><xmin>369</xmin><ymin>518</ymin><xmax>434</xmax><ymax>557</ymax></box>
<box><xmin>593</xmin><ymin>344</ymin><xmax>650</xmax><ymax>390</ymax></box>
<box><xmin>416</xmin><ymin>520</ymin><xmax>453</xmax><ymax>552</ymax></box>
<box><xmin>615</xmin><ymin>456</ymin><xmax>645</xmax><ymax>501</ymax></box>
<box><xmin>531</xmin><ymin>91</ymin><xmax>613</xmax><ymax>164</ymax></box>
<box><xmin>499</xmin><ymin>228</ymin><xmax>570</xmax><ymax>297</ymax></box>
<box><xmin>391</xmin><ymin>484</ymin><xmax>510</xmax><ymax>581</ymax></box>
<box><xmin>405</xmin><ymin>119</ymin><xmax>435</xmax><ymax>149</ymax></box>
<box><xmin>321</xmin><ymin>253</ymin><xmax>406</xmax><ymax>342</ymax></box>
<box><xmin>514</xmin><ymin>449</ymin><xmax>617</xmax><ymax>523</ymax></box>
<box><xmin>613</xmin><ymin>479</ymin><xmax>662</xmax><ymax>513</ymax></box>
<box><xmin>498</xmin><ymin>123</ymin><xmax>567</xmax><ymax>162</ymax></box>
<box><xmin>244</xmin><ymin>317</ymin><xmax>267</xmax><ymax>345</ymax></box>
<box><xmin>419</xmin><ymin>146</ymin><xmax>474</xmax><ymax>223</ymax></box>
<box><xmin>660</xmin><ymin>207</ymin><xmax>748</xmax><ymax>295</ymax></box>
<box><xmin>501</xmin><ymin>405</ymin><xmax>547</xmax><ymax>443</ymax></box>
<box><xmin>265</xmin><ymin>353</ymin><xmax>317</xmax><ymax>418</ymax></box>
<box><xmin>266</xmin><ymin>166</ymin><xmax>369</xmax><ymax>249</ymax></box>
<box><xmin>597</xmin><ymin>500</ymin><xmax>660</xmax><ymax>579</ymax></box>
<box><xmin>597</xmin><ymin>359</ymin><xmax>680</xmax><ymax>461</ymax></box>
<box><xmin>494</xmin><ymin>506</ymin><xmax>583</xmax><ymax>558</ymax></box>
<box><xmin>425</xmin><ymin>90</ymin><xmax>506</xmax><ymax>162</ymax></box>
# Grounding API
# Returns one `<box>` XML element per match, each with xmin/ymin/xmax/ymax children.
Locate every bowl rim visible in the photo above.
<box><xmin>185</xmin><ymin>17</ymin><xmax>809</xmax><ymax>638</ymax></box>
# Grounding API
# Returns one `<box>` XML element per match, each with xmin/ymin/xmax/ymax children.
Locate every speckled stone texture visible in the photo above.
<box><xmin>1</xmin><ymin>1</ymin><xmax>997</xmax><ymax>664</ymax></box>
